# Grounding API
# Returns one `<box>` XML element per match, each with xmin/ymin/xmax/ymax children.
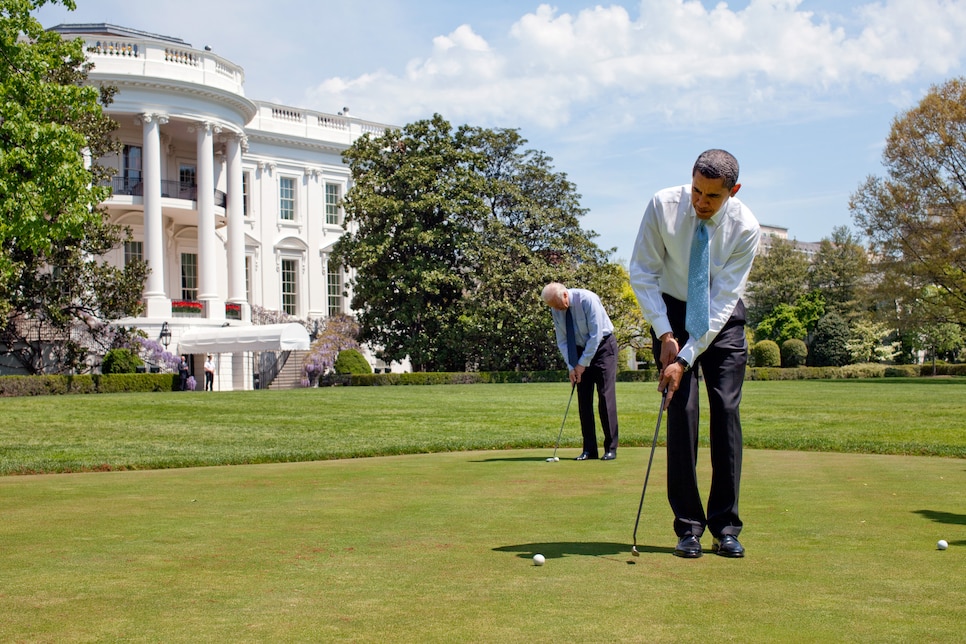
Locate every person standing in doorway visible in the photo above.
<box><xmin>541</xmin><ymin>282</ymin><xmax>619</xmax><ymax>461</ymax></box>
<box><xmin>204</xmin><ymin>354</ymin><xmax>215</xmax><ymax>392</ymax></box>
<box><xmin>178</xmin><ymin>355</ymin><xmax>190</xmax><ymax>391</ymax></box>
<box><xmin>629</xmin><ymin>149</ymin><xmax>760</xmax><ymax>558</ymax></box>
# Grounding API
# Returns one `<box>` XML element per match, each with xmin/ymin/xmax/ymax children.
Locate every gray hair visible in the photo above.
<box><xmin>541</xmin><ymin>282</ymin><xmax>567</xmax><ymax>305</ymax></box>
<box><xmin>692</xmin><ymin>149</ymin><xmax>739</xmax><ymax>190</ymax></box>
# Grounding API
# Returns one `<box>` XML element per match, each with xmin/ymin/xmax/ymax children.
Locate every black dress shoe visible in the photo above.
<box><xmin>601</xmin><ymin>451</ymin><xmax>616</xmax><ymax>460</ymax></box>
<box><xmin>575</xmin><ymin>452</ymin><xmax>598</xmax><ymax>461</ymax></box>
<box><xmin>673</xmin><ymin>534</ymin><xmax>702</xmax><ymax>558</ymax></box>
<box><xmin>712</xmin><ymin>535</ymin><xmax>745</xmax><ymax>558</ymax></box>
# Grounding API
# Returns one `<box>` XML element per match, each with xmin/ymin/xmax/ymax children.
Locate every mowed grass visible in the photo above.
<box><xmin>1</xmin><ymin>379</ymin><xmax>964</xmax><ymax>474</ymax></box>
<box><xmin>0</xmin><ymin>379</ymin><xmax>964</xmax><ymax>641</ymax></box>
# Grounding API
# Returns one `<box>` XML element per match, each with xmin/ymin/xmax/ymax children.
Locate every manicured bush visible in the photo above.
<box><xmin>94</xmin><ymin>373</ymin><xmax>180</xmax><ymax>393</ymax></box>
<box><xmin>751</xmin><ymin>340</ymin><xmax>781</xmax><ymax>367</ymax></box>
<box><xmin>101</xmin><ymin>348</ymin><xmax>143</xmax><ymax>374</ymax></box>
<box><xmin>334</xmin><ymin>349</ymin><xmax>372</xmax><ymax>375</ymax></box>
<box><xmin>0</xmin><ymin>375</ymin><xmax>97</xmax><ymax>396</ymax></box>
<box><xmin>811</xmin><ymin>312</ymin><xmax>851</xmax><ymax>367</ymax></box>
<box><xmin>781</xmin><ymin>339</ymin><xmax>808</xmax><ymax>368</ymax></box>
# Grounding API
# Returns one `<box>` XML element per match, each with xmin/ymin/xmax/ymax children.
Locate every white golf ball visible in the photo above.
<box><xmin>533</xmin><ymin>554</ymin><xmax>546</xmax><ymax>566</ymax></box>
<box><xmin>553</xmin><ymin>457</ymin><xmax>559</xmax><ymax>462</ymax></box>
<box><xmin>937</xmin><ymin>539</ymin><xmax>948</xmax><ymax>550</ymax></box>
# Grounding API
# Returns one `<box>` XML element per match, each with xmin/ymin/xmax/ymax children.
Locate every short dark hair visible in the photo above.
<box><xmin>693</xmin><ymin>149</ymin><xmax>739</xmax><ymax>190</ymax></box>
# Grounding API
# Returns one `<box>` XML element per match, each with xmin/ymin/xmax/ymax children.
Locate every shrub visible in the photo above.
<box><xmin>781</xmin><ymin>339</ymin><xmax>808</xmax><ymax>367</ymax></box>
<box><xmin>751</xmin><ymin>340</ymin><xmax>781</xmax><ymax>367</ymax></box>
<box><xmin>101</xmin><ymin>348</ymin><xmax>144</xmax><ymax>374</ymax></box>
<box><xmin>334</xmin><ymin>349</ymin><xmax>373</xmax><ymax>375</ymax></box>
<box><xmin>811</xmin><ymin>312</ymin><xmax>851</xmax><ymax>367</ymax></box>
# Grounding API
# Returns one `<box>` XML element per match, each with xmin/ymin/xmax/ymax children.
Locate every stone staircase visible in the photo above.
<box><xmin>267</xmin><ymin>350</ymin><xmax>309</xmax><ymax>389</ymax></box>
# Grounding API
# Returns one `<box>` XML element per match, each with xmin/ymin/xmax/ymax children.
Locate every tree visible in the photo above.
<box><xmin>746</xmin><ymin>237</ymin><xmax>810</xmax><ymax>326</ymax></box>
<box><xmin>808</xmin><ymin>226</ymin><xmax>870</xmax><ymax>322</ymax></box>
<box><xmin>334</xmin><ymin>115</ymin><xmax>482</xmax><ymax>372</ymax></box>
<box><xmin>755</xmin><ymin>290</ymin><xmax>825</xmax><ymax>346</ymax></box>
<box><xmin>755</xmin><ymin>303</ymin><xmax>807</xmax><ymax>345</ymax></box>
<box><xmin>850</xmin><ymin>77</ymin><xmax>966</xmax><ymax>327</ymax></box>
<box><xmin>846</xmin><ymin>319</ymin><xmax>899</xmax><ymax>364</ymax></box>
<box><xmin>0</xmin><ymin>1</ymin><xmax>146</xmax><ymax>374</ymax></box>
<box><xmin>334</xmin><ymin>114</ymin><xmax>620</xmax><ymax>372</ymax></box>
<box><xmin>810</xmin><ymin>312</ymin><xmax>852</xmax><ymax>367</ymax></box>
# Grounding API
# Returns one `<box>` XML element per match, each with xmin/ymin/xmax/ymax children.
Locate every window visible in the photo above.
<box><xmin>281</xmin><ymin>259</ymin><xmax>297</xmax><ymax>315</ymax></box>
<box><xmin>122</xmin><ymin>145</ymin><xmax>142</xmax><ymax>193</ymax></box>
<box><xmin>179</xmin><ymin>163</ymin><xmax>196</xmax><ymax>200</ymax></box>
<box><xmin>181</xmin><ymin>253</ymin><xmax>198</xmax><ymax>300</ymax></box>
<box><xmin>124</xmin><ymin>241</ymin><xmax>143</xmax><ymax>267</ymax></box>
<box><xmin>327</xmin><ymin>265</ymin><xmax>344</xmax><ymax>317</ymax></box>
<box><xmin>242</xmin><ymin>170</ymin><xmax>251</xmax><ymax>217</ymax></box>
<box><xmin>325</xmin><ymin>183</ymin><xmax>341</xmax><ymax>225</ymax></box>
<box><xmin>279</xmin><ymin>176</ymin><xmax>296</xmax><ymax>221</ymax></box>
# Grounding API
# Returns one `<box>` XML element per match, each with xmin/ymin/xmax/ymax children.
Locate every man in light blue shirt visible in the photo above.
<box><xmin>542</xmin><ymin>282</ymin><xmax>619</xmax><ymax>461</ymax></box>
<box><xmin>629</xmin><ymin>149</ymin><xmax>760</xmax><ymax>559</ymax></box>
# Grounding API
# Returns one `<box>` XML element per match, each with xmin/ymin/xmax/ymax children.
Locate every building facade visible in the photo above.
<box><xmin>49</xmin><ymin>23</ymin><xmax>395</xmax><ymax>389</ymax></box>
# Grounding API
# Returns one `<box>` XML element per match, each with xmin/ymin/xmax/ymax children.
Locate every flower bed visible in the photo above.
<box><xmin>172</xmin><ymin>299</ymin><xmax>203</xmax><ymax>317</ymax></box>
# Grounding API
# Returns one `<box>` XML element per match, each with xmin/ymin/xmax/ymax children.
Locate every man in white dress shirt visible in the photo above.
<box><xmin>629</xmin><ymin>149</ymin><xmax>760</xmax><ymax>558</ymax></box>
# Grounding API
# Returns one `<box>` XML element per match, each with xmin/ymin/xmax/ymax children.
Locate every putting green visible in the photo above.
<box><xmin>0</xmin><ymin>448</ymin><xmax>963</xmax><ymax>642</ymax></box>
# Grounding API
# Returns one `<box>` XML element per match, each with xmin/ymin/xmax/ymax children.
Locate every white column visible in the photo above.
<box><xmin>226</xmin><ymin>134</ymin><xmax>250</xmax><ymax>322</ymax></box>
<box><xmin>141</xmin><ymin>113</ymin><xmax>171</xmax><ymax>318</ymax></box>
<box><xmin>195</xmin><ymin>121</ymin><xmax>223</xmax><ymax>319</ymax></box>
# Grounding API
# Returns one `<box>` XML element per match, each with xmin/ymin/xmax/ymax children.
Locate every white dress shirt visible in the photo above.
<box><xmin>629</xmin><ymin>184</ymin><xmax>760</xmax><ymax>366</ymax></box>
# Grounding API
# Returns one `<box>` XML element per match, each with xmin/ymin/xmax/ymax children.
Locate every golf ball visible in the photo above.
<box><xmin>937</xmin><ymin>539</ymin><xmax>948</xmax><ymax>550</ymax></box>
<box><xmin>533</xmin><ymin>554</ymin><xmax>546</xmax><ymax>566</ymax></box>
<box><xmin>553</xmin><ymin>457</ymin><xmax>559</xmax><ymax>462</ymax></box>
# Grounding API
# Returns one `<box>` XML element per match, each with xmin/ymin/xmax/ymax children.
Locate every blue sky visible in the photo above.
<box><xmin>36</xmin><ymin>0</ymin><xmax>966</xmax><ymax>262</ymax></box>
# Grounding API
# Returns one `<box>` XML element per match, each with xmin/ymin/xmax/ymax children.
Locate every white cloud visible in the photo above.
<box><xmin>302</xmin><ymin>0</ymin><xmax>966</xmax><ymax>131</ymax></box>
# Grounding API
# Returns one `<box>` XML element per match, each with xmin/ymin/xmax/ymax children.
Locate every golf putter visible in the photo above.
<box><xmin>631</xmin><ymin>388</ymin><xmax>668</xmax><ymax>556</ymax></box>
<box><xmin>547</xmin><ymin>382</ymin><xmax>576</xmax><ymax>462</ymax></box>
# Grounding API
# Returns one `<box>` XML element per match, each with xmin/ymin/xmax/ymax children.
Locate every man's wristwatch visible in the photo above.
<box><xmin>674</xmin><ymin>356</ymin><xmax>690</xmax><ymax>371</ymax></box>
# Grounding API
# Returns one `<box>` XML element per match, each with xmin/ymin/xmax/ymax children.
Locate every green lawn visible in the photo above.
<box><xmin>0</xmin><ymin>379</ymin><xmax>963</xmax><ymax>641</ymax></box>
<box><xmin>1</xmin><ymin>379</ymin><xmax>964</xmax><ymax>474</ymax></box>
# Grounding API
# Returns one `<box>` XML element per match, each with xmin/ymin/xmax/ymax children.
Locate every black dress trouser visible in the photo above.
<box><xmin>651</xmin><ymin>295</ymin><xmax>747</xmax><ymax>539</ymax></box>
<box><xmin>576</xmin><ymin>333</ymin><xmax>619</xmax><ymax>456</ymax></box>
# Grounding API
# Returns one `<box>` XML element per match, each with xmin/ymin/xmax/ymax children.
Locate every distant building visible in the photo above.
<box><xmin>43</xmin><ymin>23</ymin><xmax>404</xmax><ymax>388</ymax></box>
<box><xmin>758</xmin><ymin>224</ymin><xmax>822</xmax><ymax>259</ymax></box>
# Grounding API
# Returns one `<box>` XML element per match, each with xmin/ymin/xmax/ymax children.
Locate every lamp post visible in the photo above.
<box><xmin>159</xmin><ymin>321</ymin><xmax>172</xmax><ymax>349</ymax></box>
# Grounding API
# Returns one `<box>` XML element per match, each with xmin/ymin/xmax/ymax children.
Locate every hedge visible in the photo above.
<box><xmin>1</xmin><ymin>362</ymin><xmax>963</xmax><ymax>396</ymax></box>
<box><xmin>0</xmin><ymin>373</ymin><xmax>178</xmax><ymax>396</ymax></box>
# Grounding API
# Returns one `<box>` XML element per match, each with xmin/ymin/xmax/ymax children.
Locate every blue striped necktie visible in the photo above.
<box><xmin>686</xmin><ymin>220</ymin><xmax>710</xmax><ymax>339</ymax></box>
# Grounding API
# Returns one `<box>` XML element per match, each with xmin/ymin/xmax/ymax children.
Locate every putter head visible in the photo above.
<box><xmin>631</xmin><ymin>545</ymin><xmax>640</xmax><ymax>557</ymax></box>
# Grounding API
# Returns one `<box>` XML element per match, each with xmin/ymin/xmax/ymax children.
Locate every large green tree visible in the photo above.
<box><xmin>807</xmin><ymin>226</ymin><xmax>870</xmax><ymax>322</ymax></box>
<box><xmin>334</xmin><ymin>114</ymin><xmax>623</xmax><ymax>371</ymax></box>
<box><xmin>0</xmin><ymin>0</ymin><xmax>146</xmax><ymax>374</ymax></box>
<box><xmin>746</xmin><ymin>236</ymin><xmax>810</xmax><ymax>327</ymax></box>
<box><xmin>850</xmin><ymin>76</ymin><xmax>966</xmax><ymax>328</ymax></box>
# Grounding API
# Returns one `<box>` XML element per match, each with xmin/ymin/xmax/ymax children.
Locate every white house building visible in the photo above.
<box><xmin>48</xmin><ymin>23</ymin><xmax>398</xmax><ymax>390</ymax></box>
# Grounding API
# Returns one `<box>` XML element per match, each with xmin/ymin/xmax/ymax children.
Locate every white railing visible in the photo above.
<box><xmin>82</xmin><ymin>36</ymin><xmax>245</xmax><ymax>93</ymax></box>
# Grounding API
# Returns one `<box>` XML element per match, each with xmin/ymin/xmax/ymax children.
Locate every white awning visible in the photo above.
<box><xmin>178</xmin><ymin>323</ymin><xmax>310</xmax><ymax>354</ymax></box>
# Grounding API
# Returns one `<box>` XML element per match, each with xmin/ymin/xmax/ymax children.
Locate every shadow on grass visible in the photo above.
<box><xmin>493</xmin><ymin>541</ymin><xmax>675</xmax><ymax>559</ymax></box>
<box><xmin>913</xmin><ymin>509</ymin><xmax>966</xmax><ymax>526</ymax></box>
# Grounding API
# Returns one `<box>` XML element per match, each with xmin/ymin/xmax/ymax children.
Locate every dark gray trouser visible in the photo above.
<box><xmin>576</xmin><ymin>334</ymin><xmax>619</xmax><ymax>456</ymax></box>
